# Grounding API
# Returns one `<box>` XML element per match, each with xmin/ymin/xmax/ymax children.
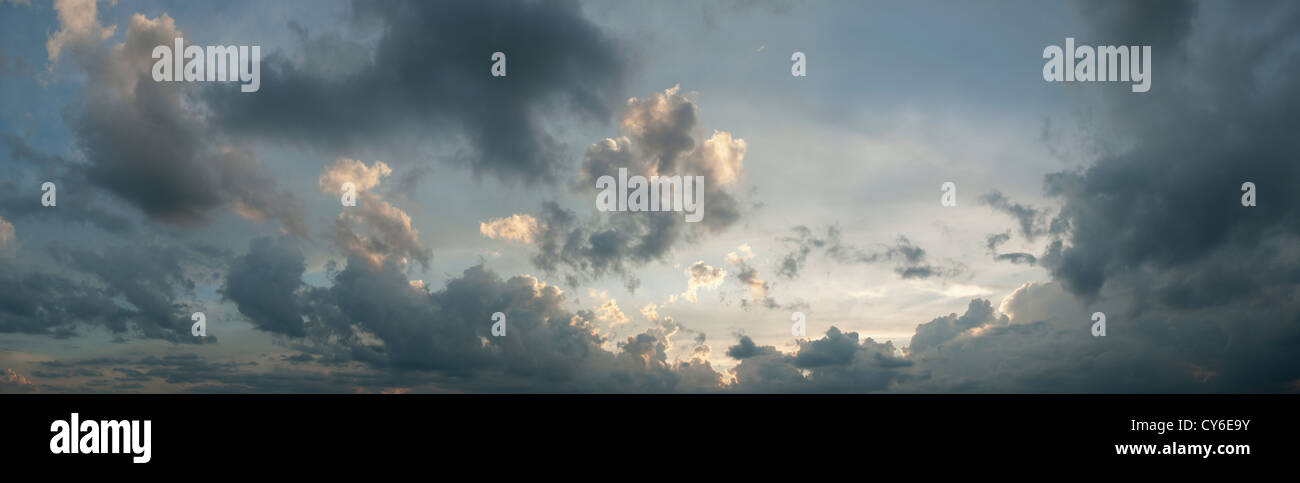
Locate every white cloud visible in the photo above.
<box><xmin>682</xmin><ymin>261</ymin><xmax>725</xmax><ymax>302</ymax></box>
<box><xmin>480</xmin><ymin>214</ymin><xmax>540</xmax><ymax>244</ymax></box>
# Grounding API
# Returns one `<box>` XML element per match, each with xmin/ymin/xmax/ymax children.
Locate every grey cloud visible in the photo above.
<box><xmin>68</xmin><ymin>353</ymin><xmax>418</xmax><ymax>393</ymax></box>
<box><xmin>979</xmin><ymin>191</ymin><xmax>1049</xmax><ymax>241</ymax></box>
<box><xmin>995</xmin><ymin>252</ymin><xmax>1037</xmax><ymax>265</ymax></box>
<box><xmin>44</xmin><ymin>8</ymin><xmax>305</xmax><ymax>234</ymax></box>
<box><xmin>525</xmin><ymin>86</ymin><xmax>748</xmax><ymax>286</ymax></box>
<box><xmin>724</xmin><ymin>336</ymin><xmax>775</xmax><ymax>359</ymax></box>
<box><xmin>1071</xmin><ymin>0</ymin><xmax>1197</xmax><ymax>61</ymax></box>
<box><xmin>1040</xmin><ymin>0</ymin><xmax>1300</xmax><ymax>298</ymax></box>
<box><xmin>0</xmin><ymin>133</ymin><xmax>135</xmax><ymax>234</ymax></box>
<box><xmin>0</xmin><ymin>238</ymin><xmax>224</xmax><ymax>342</ymax></box>
<box><xmin>0</xmin><ymin>241</ymin><xmax>219</xmax><ymax>342</ymax></box>
<box><xmin>984</xmin><ymin>231</ymin><xmax>1037</xmax><ymax>265</ymax></box>
<box><xmin>924</xmin><ymin>0</ymin><xmax>1300</xmax><ymax>392</ymax></box>
<box><xmin>726</xmin><ymin>327</ymin><xmax>909</xmax><ymax>393</ymax></box>
<box><xmin>0</xmin><ymin>368</ymin><xmax>38</xmax><ymax>393</ymax></box>
<box><xmin>222</xmin><ymin>235</ymin><xmax>725</xmax><ymax>392</ymax></box>
<box><xmin>723</xmin><ymin>253</ymin><xmax>796</xmax><ymax>311</ymax></box>
<box><xmin>14</xmin><ymin>0</ymin><xmax>1300</xmax><ymax>395</ymax></box>
<box><xmin>207</xmin><ymin>0</ymin><xmax>627</xmax><ymax>184</ymax></box>
<box><xmin>530</xmin><ymin>201</ymin><xmax>676</xmax><ymax>287</ymax></box>
<box><xmin>223</xmin><ymin>237</ymin><xmax>307</xmax><ymax>337</ymax></box>
<box><xmin>777</xmin><ymin>225</ymin><xmax>964</xmax><ymax>280</ymax></box>
<box><xmin>76</xmin><ymin>12</ymin><xmax>301</xmax><ymax>235</ymax></box>
<box><xmin>907</xmin><ymin>299</ymin><xmax>1007</xmax><ymax>354</ymax></box>
<box><xmin>732</xmin><ymin>262</ymin><xmax>776</xmax><ymax>309</ymax></box>
<box><xmin>50</xmin><ymin>243</ymin><xmax>211</xmax><ymax>342</ymax></box>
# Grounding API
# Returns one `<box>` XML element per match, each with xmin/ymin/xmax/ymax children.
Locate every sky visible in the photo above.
<box><xmin>1</xmin><ymin>0</ymin><xmax>1298</xmax><ymax>393</ymax></box>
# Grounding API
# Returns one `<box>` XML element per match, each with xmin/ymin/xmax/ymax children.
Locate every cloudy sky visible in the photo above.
<box><xmin>1</xmin><ymin>0</ymin><xmax>1297</xmax><ymax>393</ymax></box>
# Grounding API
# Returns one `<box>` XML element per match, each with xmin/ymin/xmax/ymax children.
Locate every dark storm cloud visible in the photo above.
<box><xmin>912</xmin><ymin>0</ymin><xmax>1300</xmax><ymax>392</ymax></box>
<box><xmin>223</xmin><ymin>237</ymin><xmax>308</xmax><ymax>337</ymax></box>
<box><xmin>222</xmin><ymin>236</ymin><xmax>724</xmax><ymax>392</ymax></box>
<box><xmin>0</xmin><ymin>261</ymin><xmax>119</xmax><ymax>336</ymax></box>
<box><xmin>907</xmin><ymin>299</ymin><xmax>1007</xmax><ymax>354</ymax></box>
<box><xmin>1071</xmin><ymin>0</ymin><xmax>1197</xmax><ymax>59</ymax></box>
<box><xmin>701</xmin><ymin>0</ymin><xmax>802</xmax><ymax>29</ymax></box>
<box><xmin>776</xmin><ymin>225</ymin><xmax>964</xmax><ymax>280</ymax></box>
<box><xmin>14</xmin><ymin>0</ymin><xmax>1300</xmax><ymax>394</ymax></box>
<box><xmin>722</xmin><ymin>0</ymin><xmax>1300</xmax><ymax>393</ymax></box>
<box><xmin>721</xmin><ymin>0</ymin><xmax>1300</xmax><ymax>393</ymax></box>
<box><xmin>791</xmin><ymin>326</ymin><xmax>862</xmax><ymax>367</ymax></box>
<box><xmin>206</xmin><ymin>0</ymin><xmax>628</xmax><ymax>184</ymax></box>
<box><xmin>0</xmin><ymin>133</ymin><xmax>135</xmax><ymax>234</ymax></box>
<box><xmin>0</xmin><ymin>242</ymin><xmax>214</xmax><ymax>342</ymax></box>
<box><xmin>30</xmin><ymin>5</ymin><xmax>308</xmax><ymax>234</ymax></box>
<box><xmin>51</xmin><ymin>243</ymin><xmax>210</xmax><ymax>342</ymax></box>
<box><xmin>724</xmin><ymin>336</ymin><xmax>774</xmax><ymax>359</ymax></box>
<box><xmin>1041</xmin><ymin>0</ymin><xmax>1300</xmax><ymax>298</ymax></box>
<box><xmin>725</xmin><ymin>327</ymin><xmax>909</xmax><ymax>393</ymax></box>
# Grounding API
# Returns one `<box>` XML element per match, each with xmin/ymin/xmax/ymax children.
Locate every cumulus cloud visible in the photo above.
<box><xmin>881</xmin><ymin>0</ymin><xmax>1300</xmax><ymax>393</ymax></box>
<box><xmin>724</xmin><ymin>327</ymin><xmax>909</xmax><ymax>393</ymax></box>
<box><xmin>11</xmin><ymin>0</ymin><xmax>1300</xmax><ymax>395</ymax></box>
<box><xmin>45</xmin><ymin>5</ymin><xmax>305</xmax><ymax>234</ymax></box>
<box><xmin>594</xmin><ymin>298</ymin><xmax>631</xmax><ymax>328</ymax></box>
<box><xmin>526</xmin><ymin>86</ymin><xmax>749</xmax><ymax>286</ymax></box>
<box><xmin>0</xmin><ymin>368</ymin><xmax>38</xmax><ymax>393</ymax></box>
<box><xmin>223</xmin><ymin>237</ymin><xmax>308</xmax><ymax>336</ymax></box>
<box><xmin>319</xmin><ymin>158</ymin><xmax>392</xmax><ymax>195</ymax></box>
<box><xmin>682</xmin><ymin>261</ymin><xmax>725</xmax><ymax>302</ymax></box>
<box><xmin>46</xmin><ymin>0</ymin><xmax>114</xmax><ymax>65</ymax></box>
<box><xmin>907</xmin><ymin>299</ymin><xmax>1008</xmax><ymax>354</ymax></box>
<box><xmin>320</xmin><ymin>158</ymin><xmax>430</xmax><ymax>270</ymax></box>
<box><xmin>220</xmin><ymin>233</ymin><xmax>727</xmax><ymax>392</ymax></box>
<box><xmin>640</xmin><ymin>303</ymin><xmax>660</xmax><ymax>322</ymax></box>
